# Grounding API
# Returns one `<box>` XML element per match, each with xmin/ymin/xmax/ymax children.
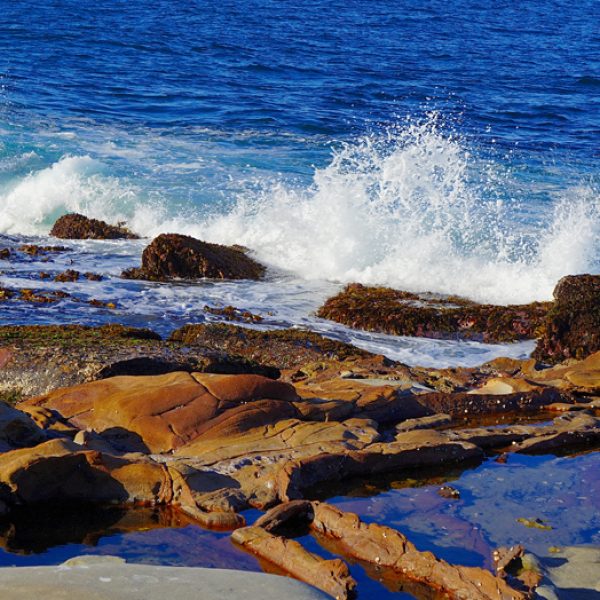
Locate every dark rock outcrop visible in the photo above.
<box><xmin>533</xmin><ymin>274</ymin><xmax>600</xmax><ymax>364</ymax></box>
<box><xmin>50</xmin><ymin>213</ymin><xmax>139</xmax><ymax>240</ymax></box>
<box><xmin>318</xmin><ymin>283</ymin><xmax>549</xmax><ymax>343</ymax></box>
<box><xmin>122</xmin><ymin>234</ymin><xmax>265</xmax><ymax>281</ymax></box>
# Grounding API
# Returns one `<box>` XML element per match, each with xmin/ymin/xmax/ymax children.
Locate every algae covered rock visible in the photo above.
<box><xmin>122</xmin><ymin>233</ymin><xmax>266</xmax><ymax>281</ymax></box>
<box><xmin>318</xmin><ymin>283</ymin><xmax>549</xmax><ymax>342</ymax></box>
<box><xmin>533</xmin><ymin>274</ymin><xmax>600</xmax><ymax>364</ymax></box>
<box><xmin>50</xmin><ymin>213</ymin><xmax>139</xmax><ymax>240</ymax></box>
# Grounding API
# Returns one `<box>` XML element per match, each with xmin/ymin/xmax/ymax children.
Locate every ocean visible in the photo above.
<box><xmin>0</xmin><ymin>0</ymin><xmax>598</xmax><ymax>366</ymax></box>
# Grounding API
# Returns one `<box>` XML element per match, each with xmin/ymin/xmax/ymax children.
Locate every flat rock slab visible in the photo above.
<box><xmin>0</xmin><ymin>556</ymin><xmax>328</xmax><ymax>600</ymax></box>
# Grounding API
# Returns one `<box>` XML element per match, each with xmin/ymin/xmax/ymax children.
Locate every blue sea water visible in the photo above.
<box><xmin>0</xmin><ymin>0</ymin><xmax>598</xmax><ymax>364</ymax></box>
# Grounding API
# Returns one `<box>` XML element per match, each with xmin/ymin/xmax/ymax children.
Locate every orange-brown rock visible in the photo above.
<box><xmin>277</xmin><ymin>431</ymin><xmax>483</xmax><ymax>502</ymax></box>
<box><xmin>21</xmin><ymin>372</ymin><xmax>298</xmax><ymax>454</ymax></box>
<box><xmin>122</xmin><ymin>233</ymin><xmax>265</xmax><ymax>281</ymax></box>
<box><xmin>310</xmin><ymin>502</ymin><xmax>529</xmax><ymax>600</ymax></box>
<box><xmin>232</xmin><ymin>525</ymin><xmax>356</xmax><ymax>600</ymax></box>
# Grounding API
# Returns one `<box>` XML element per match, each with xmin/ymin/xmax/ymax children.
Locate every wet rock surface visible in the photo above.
<box><xmin>50</xmin><ymin>213</ymin><xmax>139</xmax><ymax>240</ymax></box>
<box><xmin>317</xmin><ymin>283</ymin><xmax>550</xmax><ymax>343</ymax></box>
<box><xmin>534</xmin><ymin>274</ymin><xmax>600</xmax><ymax>364</ymax></box>
<box><xmin>122</xmin><ymin>233</ymin><xmax>266</xmax><ymax>281</ymax></box>
<box><xmin>0</xmin><ymin>323</ymin><xmax>599</xmax><ymax>599</ymax></box>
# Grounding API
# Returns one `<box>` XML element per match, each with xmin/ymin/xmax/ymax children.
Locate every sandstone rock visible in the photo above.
<box><xmin>318</xmin><ymin>283</ymin><xmax>549</xmax><ymax>343</ymax></box>
<box><xmin>22</xmin><ymin>372</ymin><xmax>299</xmax><ymax>454</ymax></box>
<box><xmin>534</xmin><ymin>274</ymin><xmax>600</xmax><ymax>364</ymax></box>
<box><xmin>309</xmin><ymin>502</ymin><xmax>528</xmax><ymax>600</ymax></box>
<box><xmin>122</xmin><ymin>233</ymin><xmax>265</xmax><ymax>281</ymax></box>
<box><xmin>277</xmin><ymin>431</ymin><xmax>483</xmax><ymax>502</ymax></box>
<box><xmin>232</xmin><ymin>526</ymin><xmax>356</xmax><ymax>600</ymax></box>
<box><xmin>50</xmin><ymin>213</ymin><xmax>139</xmax><ymax>240</ymax></box>
<box><xmin>0</xmin><ymin>402</ymin><xmax>47</xmax><ymax>451</ymax></box>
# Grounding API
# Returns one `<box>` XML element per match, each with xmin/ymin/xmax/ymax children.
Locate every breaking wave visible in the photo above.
<box><xmin>1</xmin><ymin>117</ymin><xmax>598</xmax><ymax>305</ymax></box>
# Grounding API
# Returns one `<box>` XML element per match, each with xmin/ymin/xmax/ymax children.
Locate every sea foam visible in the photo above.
<box><xmin>1</xmin><ymin>118</ymin><xmax>598</xmax><ymax>306</ymax></box>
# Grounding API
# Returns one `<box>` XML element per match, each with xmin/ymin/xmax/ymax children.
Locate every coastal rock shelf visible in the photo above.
<box><xmin>1</xmin><ymin>323</ymin><xmax>599</xmax><ymax>598</ymax></box>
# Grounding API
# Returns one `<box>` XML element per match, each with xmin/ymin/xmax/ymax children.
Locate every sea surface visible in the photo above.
<box><xmin>0</xmin><ymin>0</ymin><xmax>599</xmax><ymax>363</ymax></box>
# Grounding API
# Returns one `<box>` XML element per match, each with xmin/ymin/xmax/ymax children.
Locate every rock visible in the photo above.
<box><xmin>0</xmin><ymin>558</ymin><xmax>330</xmax><ymax>600</ymax></box>
<box><xmin>204</xmin><ymin>305</ymin><xmax>263</xmax><ymax>324</ymax></box>
<box><xmin>53</xmin><ymin>269</ymin><xmax>80</xmax><ymax>282</ymax></box>
<box><xmin>0</xmin><ymin>324</ymin><xmax>280</xmax><ymax>398</ymax></box>
<box><xmin>122</xmin><ymin>233</ymin><xmax>265</xmax><ymax>281</ymax></box>
<box><xmin>277</xmin><ymin>431</ymin><xmax>483</xmax><ymax>502</ymax></box>
<box><xmin>437</xmin><ymin>485</ymin><xmax>460</xmax><ymax>499</ymax></box>
<box><xmin>0</xmin><ymin>248</ymin><xmax>11</xmax><ymax>260</ymax></box>
<box><xmin>18</xmin><ymin>244</ymin><xmax>69</xmax><ymax>255</ymax></box>
<box><xmin>253</xmin><ymin>499</ymin><xmax>314</xmax><ymax>533</ymax></box>
<box><xmin>170</xmin><ymin>324</ymin><xmax>373</xmax><ymax>372</ymax></box>
<box><xmin>50</xmin><ymin>213</ymin><xmax>139</xmax><ymax>240</ymax></box>
<box><xmin>512</xmin><ymin>412</ymin><xmax>600</xmax><ymax>454</ymax></box>
<box><xmin>22</xmin><ymin>372</ymin><xmax>299</xmax><ymax>453</ymax></box>
<box><xmin>396</xmin><ymin>413</ymin><xmax>452</xmax><ymax>432</ymax></box>
<box><xmin>534</xmin><ymin>274</ymin><xmax>600</xmax><ymax>364</ymax></box>
<box><xmin>232</xmin><ymin>526</ymin><xmax>356</xmax><ymax>600</ymax></box>
<box><xmin>493</xmin><ymin>544</ymin><xmax>526</xmax><ymax>575</ymax></box>
<box><xmin>0</xmin><ymin>402</ymin><xmax>47</xmax><ymax>451</ymax></box>
<box><xmin>309</xmin><ymin>502</ymin><xmax>528</xmax><ymax>600</ymax></box>
<box><xmin>317</xmin><ymin>283</ymin><xmax>550</xmax><ymax>343</ymax></box>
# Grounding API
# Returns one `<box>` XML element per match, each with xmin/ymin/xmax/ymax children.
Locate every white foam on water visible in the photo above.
<box><xmin>1</xmin><ymin>115</ymin><xmax>598</xmax><ymax>312</ymax></box>
<box><xmin>0</xmin><ymin>155</ymin><xmax>142</xmax><ymax>235</ymax></box>
<box><xmin>196</xmin><ymin>117</ymin><xmax>600</xmax><ymax>305</ymax></box>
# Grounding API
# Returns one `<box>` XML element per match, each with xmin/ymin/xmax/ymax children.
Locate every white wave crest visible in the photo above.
<box><xmin>0</xmin><ymin>155</ymin><xmax>140</xmax><ymax>235</ymax></box>
<box><xmin>1</xmin><ymin>119</ymin><xmax>598</xmax><ymax>306</ymax></box>
<box><xmin>197</xmin><ymin>119</ymin><xmax>600</xmax><ymax>305</ymax></box>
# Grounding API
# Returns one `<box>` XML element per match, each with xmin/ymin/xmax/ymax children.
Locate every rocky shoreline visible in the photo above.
<box><xmin>1</xmin><ymin>214</ymin><xmax>599</xmax><ymax>599</ymax></box>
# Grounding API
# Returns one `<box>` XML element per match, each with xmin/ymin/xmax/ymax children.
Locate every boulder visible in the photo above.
<box><xmin>50</xmin><ymin>213</ymin><xmax>139</xmax><ymax>240</ymax></box>
<box><xmin>122</xmin><ymin>233</ymin><xmax>265</xmax><ymax>281</ymax></box>
<box><xmin>534</xmin><ymin>274</ymin><xmax>600</xmax><ymax>364</ymax></box>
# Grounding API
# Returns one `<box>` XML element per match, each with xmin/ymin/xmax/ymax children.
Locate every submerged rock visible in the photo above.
<box><xmin>534</xmin><ymin>274</ymin><xmax>600</xmax><ymax>364</ymax></box>
<box><xmin>122</xmin><ymin>233</ymin><xmax>266</xmax><ymax>281</ymax></box>
<box><xmin>318</xmin><ymin>283</ymin><xmax>550</xmax><ymax>343</ymax></box>
<box><xmin>50</xmin><ymin>213</ymin><xmax>139</xmax><ymax>240</ymax></box>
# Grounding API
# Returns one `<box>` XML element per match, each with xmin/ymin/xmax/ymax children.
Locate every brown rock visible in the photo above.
<box><xmin>310</xmin><ymin>502</ymin><xmax>528</xmax><ymax>600</ymax></box>
<box><xmin>50</xmin><ymin>213</ymin><xmax>139</xmax><ymax>240</ymax></box>
<box><xmin>232</xmin><ymin>526</ymin><xmax>357</xmax><ymax>600</ymax></box>
<box><xmin>277</xmin><ymin>431</ymin><xmax>483</xmax><ymax>502</ymax></box>
<box><xmin>318</xmin><ymin>283</ymin><xmax>549</xmax><ymax>343</ymax></box>
<box><xmin>0</xmin><ymin>403</ymin><xmax>47</xmax><ymax>452</ymax></box>
<box><xmin>122</xmin><ymin>233</ymin><xmax>265</xmax><ymax>281</ymax></box>
<box><xmin>534</xmin><ymin>274</ymin><xmax>600</xmax><ymax>364</ymax></box>
<box><xmin>54</xmin><ymin>269</ymin><xmax>80</xmax><ymax>283</ymax></box>
<box><xmin>22</xmin><ymin>372</ymin><xmax>299</xmax><ymax>454</ymax></box>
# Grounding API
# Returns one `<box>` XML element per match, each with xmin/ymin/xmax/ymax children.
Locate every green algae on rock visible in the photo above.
<box><xmin>317</xmin><ymin>283</ymin><xmax>550</xmax><ymax>343</ymax></box>
<box><xmin>169</xmin><ymin>324</ymin><xmax>372</xmax><ymax>370</ymax></box>
<box><xmin>122</xmin><ymin>233</ymin><xmax>266</xmax><ymax>281</ymax></box>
